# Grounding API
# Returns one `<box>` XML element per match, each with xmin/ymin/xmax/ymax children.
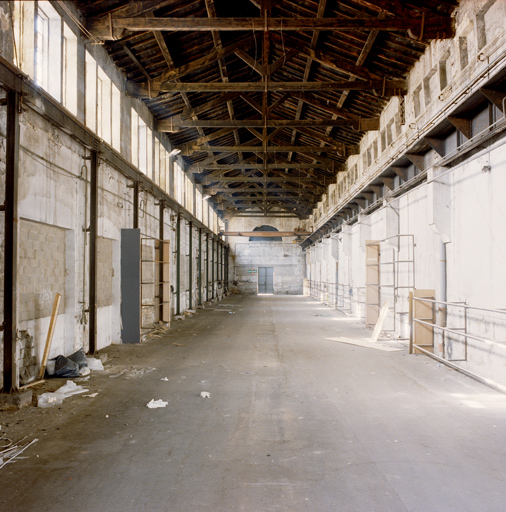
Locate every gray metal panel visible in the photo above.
<box><xmin>266</xmin><ymin>267</ymin><xmax>274</xmax><ymax>293</ymax></box>
<box><xmin>121</xmin><ymin>229</ymin><xmax>141</xmax><ymax>343</ymax></box>
<box><xmin>258</xmin><ymin>267</ymin><xmax>266</xmax><ymax>294</ymax></box>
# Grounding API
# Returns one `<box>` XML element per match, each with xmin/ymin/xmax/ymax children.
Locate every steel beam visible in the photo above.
<box><xmin>188</xmin><ymin>221</ymin><xmax>193</xmax><ymax>310</ymax></box>
<box><xmin>3</xmin><ymin>90</ymin><xmax>20</xmax><ymax>393</ymax></box>
<box><xmin>198</xmin><ymin>228</ymin><xmax>202</xmax><ymax>306</ymax></box>
<box><xmin>159</xmin><ymin>200</ymin><xmax>165</xmax><ymax>322</ymax></box>
<box><xmin>176</xmin><ymin>214</ymin><xmax>181</xmax><ymax>315</ymax></box>
<box><xmin>89</xmin><ymin>150</ymin><xmax>98</xmax><ymax>355</ymax></box>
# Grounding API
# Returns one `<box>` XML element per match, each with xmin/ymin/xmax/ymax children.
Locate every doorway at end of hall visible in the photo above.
<box><xmin>258</xmin><ymin>266</ymin><xmax>274</xmax><ymax>294</ymax></box>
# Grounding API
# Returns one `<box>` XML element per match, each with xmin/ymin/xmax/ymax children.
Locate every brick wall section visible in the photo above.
<box><xmin>18</xmin><ymin>220</ymin><xmax>66</xmax><ymax>322</ymax></box>
<box><xmin>97</xmin><ymin>236</ymin><xmax>113</xmax><ymax>307</ymax></box>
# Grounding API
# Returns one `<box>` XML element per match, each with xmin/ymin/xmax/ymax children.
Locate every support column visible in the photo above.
<box><xmin>3</xmin><ymin>90</ymin><xmax>20</xmax><ymax>392</ymax></box>
<box><xmin>225</xmin><ymin>247</ymin><xmax>229</xmax><ymax>293</ymax></box>
<box><xmin>211</xmin><ymin>237</ymin><xmax>215</xmax><ymax>300</ymax></box>
<box><xmin>198</xmin><ymin>228</ymin><xmax>202</xmax><ymax>306</ymax></box>
<box><xmin>89</xmin><ymin>149</ymin><xmax>98</xmax><ymax>354</ymax></box>
<box><xmin>133</xmin><ymin>181</ymin><xmax>139</xmax><ymax>229</ymax></box>
<box><xmin>158</xmin><ymin>201</ymin><xmax>165</xmax><ymax>322</ymax></box>
<box><xmin>206</xmin><ymin>234</ymin><xmax>209</xmax><ymax>302</ymax></box>
<box><xmin>188</xmin><ymin>221</ymin><xmax>193</xmax><ymax>310</ymax></box>
<box><xmin>176</xmin><ymin>213</ymin><xmax>181</xmax><ymax>315</ymax></box>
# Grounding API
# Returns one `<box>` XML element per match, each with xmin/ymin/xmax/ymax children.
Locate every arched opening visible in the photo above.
<box><xmin>249</xmin><ymin>225</ymin><xmax>282</xmax><ymax>242</ymax></box>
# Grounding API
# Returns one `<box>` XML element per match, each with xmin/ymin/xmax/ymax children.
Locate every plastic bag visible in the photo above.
<box><xmin>45</xmin><ymin>359</ymin><xmax>56</xmax><ymax>376</ymax></box>
<box><xmin>86</xmin><ymin>357</ymin><xmax>104</xmax><ymax>371</ymax></box>
<box><xmin>37</xmin><ymin>380</ymin><xmax>89</xmax><ymax>408</ymax></box>
<box><xmin>54</xmin><ymin>355</ymin><xmax>80</xmax><ymax>378</ymax></box>
<box><xmin>38</xmin><ymin>393</ymin><xmax>64</xmax><ymax>408</ymax></box>
<box><xmin>68</xmin><ymin>348</ymin><xmax>88</xmax><ymax>368</ymax></box>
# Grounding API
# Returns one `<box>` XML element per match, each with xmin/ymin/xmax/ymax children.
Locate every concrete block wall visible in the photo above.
<box><xmin>303</xmin><ymin>0</ymin><xmax>506</xmax><ymax>386</ymax></box>
<box><xmin>0</xmin><ymin>1</ymin><xmax>225</xmax><ymax>388</ymax></box>
<box><xmin>307</xmin><ymin>137</ymin><xmax>506</xmax><ymax>385</ymax></box>
<box><xmin>226</xmin><ymin>216</ymin><xmax>306</xmax><ymax>295</ymax></box>
<box><xmin>97</xmin><ymin>237</ymin><xmax>113</xmax><ymax>308</ymax></box>
<box><xmin>18</xmin><ymin>220</ymin><xmax>67</xmax><ymax>321</ymax></box>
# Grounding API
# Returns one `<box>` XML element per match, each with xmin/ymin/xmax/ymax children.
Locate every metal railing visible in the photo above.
<box><xmin>308</xmin><ymin>280</ymin><xmax>365</xmax><ymax>316</ymax></box>
<box><xmin>411</xmin><ymin>297</ymin><xmax>506</xmax><ymax>393</ymax></box>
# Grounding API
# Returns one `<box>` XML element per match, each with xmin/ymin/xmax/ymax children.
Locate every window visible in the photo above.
<box><xmin>35</xmin><ymin>2</ymin><xmax>61</xmax><ymax>100</ymax></box>
<box><xmin>439</xmin><ymin>51</ymin><xmax>451</xmax><ymax>91</ymax></box>
<box><xmin>62</xmin><ymin>23</ymin><xmax>78</xmax><ymax>116</ymax></box>
<box><xmin>131</xmin><ymin>110</ymin><xmax>152</xmax><ymax>176</ymax></box>
<box><xmin>131</xmin><ymin>109</ymin><xmax>139</xmax><ymax>167</ymax></box>
<box><xmin>413</xmin><ymin>84</ymin><xmax>423</xmax><ymax>118</ymax></box>
<box><xmin>86</xmin><ymin>51</ymin><xmax>98</xmax><ymax>132</ymax></box>
<box><xmin>380</xmin><ymin>130</ymin><xmax>386</xmax><ymax>152</ymax></box>
<box><xmin>196</xmin><ymin>189</ymin><xmax>203</xmax><ymax>221</ymax></box>
<box><xmin>154</xmin><ymin>139</ymin><xmax>161</xmax><ymax>185</ymax></box>
<box><xmin>386</xmin><ymin>119</ymin><xmax>394</xmax><ymax>146</ymax></box>
<box><xmin>459</xmin><ymin>36</ymin><xmax>469</xmax><ymax>70</ymax></box>
<box><xmin>97</xmin><ymin>67</ymin><xmax>111</xmax><ymax>144</ymax></box>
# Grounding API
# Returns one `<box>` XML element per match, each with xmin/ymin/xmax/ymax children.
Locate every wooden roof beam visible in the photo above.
<box><xmin>147</xmin><ymin>79</ymin><xmax>406</xmax><ymax>94</ymax></box>
<box><xmin>86</xmin><ymin>16</ymin><xmax>454</xmax><ymax>40</ymax></box>
<box><xmin>181</xmin><ymin>144</ymin><xmax>352</xmax><ymax>155</ymax></box>
<box><xmin>157</xmin><ymin>117</ymin><xmax>382</xmax><ymax>131</ymax></box>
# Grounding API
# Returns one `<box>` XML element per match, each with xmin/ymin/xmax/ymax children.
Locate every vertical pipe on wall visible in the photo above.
<box><xmin>211</xmin><ymin>238</ymin><xmax>215</xmax><ymax>300</ymax></box>
<box><xmin>176</xmin><ymin>213</ymin><xmax>181</xmax><ymax>315</ymax></box>
<box><xmin>3</xmin><ymin>90</ymin><xmax>20</xmax><ymax>393</ymax></box>
<box><xmin>206</xmin><ymin>234</ymin><xmax>209</xmax><ymax>302</ymax></box>
<box><xmin>188</xmin><ymin>221</ymin><xmax>192</xmax><ymax>310</ymax></box>
<box><xmin>437</xmin><ymin>239</ymin><xmax>447</xmax><ymax>358</ymax></box>
<box><xmin>198</xmin><ymin>228</ymin><xmax>202</xmax><ymax>306</ymax></box>
<box><xmin>159</xmin><ymin>200</ymin><xmax>165</xmax><ymax>322</ymax></box>
<box><xmin>225</xmin><ymin>247</ymin><xmax>229</xmax><ymax>293</ymax></box>
<box><xmin>133</xmin><ymin>181</ymin><xmax>139</xmax><ymax>229</ymax></box>
<box><xmin>89</xmin><ymin>149</ymin><xmax>99</xmax><ymax>354</ymax></box>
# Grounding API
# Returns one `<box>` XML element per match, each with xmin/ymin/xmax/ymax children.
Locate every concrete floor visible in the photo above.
<box><xmin>2</xmin><ymin>295</ymin><xmax>506</xmax><ymax>512</ymax></box>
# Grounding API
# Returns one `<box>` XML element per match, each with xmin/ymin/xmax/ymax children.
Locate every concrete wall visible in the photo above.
<box><xmin>226</xmin><ymin>216</ymin><xmax>306</xmax><ymax>294</ymax></box>
<box><xmin>308</xmin><ymin>139</ymin><xmax>506</xmax><ymax>385</ymax></box>
<box><xmin>304</xmin><ymin>0</ymin><xmax>506</xmax><ymax>387</ymax></box>
<box><xmin>0</xmin><ymin>1</ymin><xmax>224</xmax><ymax>388</ymax></box>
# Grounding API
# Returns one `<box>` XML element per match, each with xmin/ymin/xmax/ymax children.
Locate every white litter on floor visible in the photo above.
<box><xmin>146</xmin><ymin>399</ymin><xmax>168</xmax><ymax>408</ymax></box>
<box><xmin>324</xmin><ymin>337</ymin><xmax>403</xmax><ymax>352</ymax></box>
<box><xmin>200</xmin><ymin>392</ymin><xmax>211</xmax><ymax>398</ymax></box>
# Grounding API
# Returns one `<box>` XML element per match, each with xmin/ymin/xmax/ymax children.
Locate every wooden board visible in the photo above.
<box><xmin>38</xmin><ymin>293</ymin><xmax>61</xmax><ymax>380</ymax></box>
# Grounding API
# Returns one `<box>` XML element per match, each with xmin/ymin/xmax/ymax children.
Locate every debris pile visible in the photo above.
<box><xmin>0</xmin><ymin>437</ymin><xmax>39</xmax><ymax>470</ymax></box>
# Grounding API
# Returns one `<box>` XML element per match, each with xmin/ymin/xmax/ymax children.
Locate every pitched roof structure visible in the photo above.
<box><xmin>78</xmin><ymin>0</ymin><xmax>458</xmax><ymax>219</ymax></box>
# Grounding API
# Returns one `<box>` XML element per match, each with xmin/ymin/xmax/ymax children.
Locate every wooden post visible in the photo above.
<box><xmin>38</xmin><ymin>293</ymin><xmax>62</xmax><ymax>380</ymax></box>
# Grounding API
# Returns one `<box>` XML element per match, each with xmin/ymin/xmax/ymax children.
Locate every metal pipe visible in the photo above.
<box><xmin>188</xmin><ymin>221</ymin><xmax>192</xmax><ymax>310</ymax></box>
<box><xmin>176</xmin><ymin>213</ymin><xmax>181</xmax><ymax>315</ymax></box>
<box><xmin>211</xmin><ymin>238</ymin><xmax>215</xmax><ymax>300</ymax></box>
<box><xmin>3</xmin><ymin>89</ymin><xmax>20</xmax><ymax>393</ymax></box>
<box><xmin>198</xmin><ymin>228</ymin><xmax>202</xmax><ymax>305</ymax></box>
<box><xmin>437</xmin><ymin>239</ymin><xmax>447</xmax><ymax>357</ymax></box>
<box><xmin>206</xmin><ymin>234</ymin><xmax>209</xmax><ymax>302</ymax></box>
<box><xmin>412</xmin><ymin>344</ymin><xmax>506</xmax><ymax>395</ymax></box>
<box><xmin>159</xmin><ymin>200</ymin><xmax>165</xmax><ymax>322</ymax></box>
<box><xmin>225</xmin><ymin>246</ymin><xmax>229</xmax><ymax>293</ymax></box>
<box><xmin>88</xmin><ymin>150</ymin><xmax>98</xmax><ymax>354</ymax></box>
<box><xmin>133</xmin><ymin>181</ymin><xmax>139</xmax><ymax>229</ymax></box>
